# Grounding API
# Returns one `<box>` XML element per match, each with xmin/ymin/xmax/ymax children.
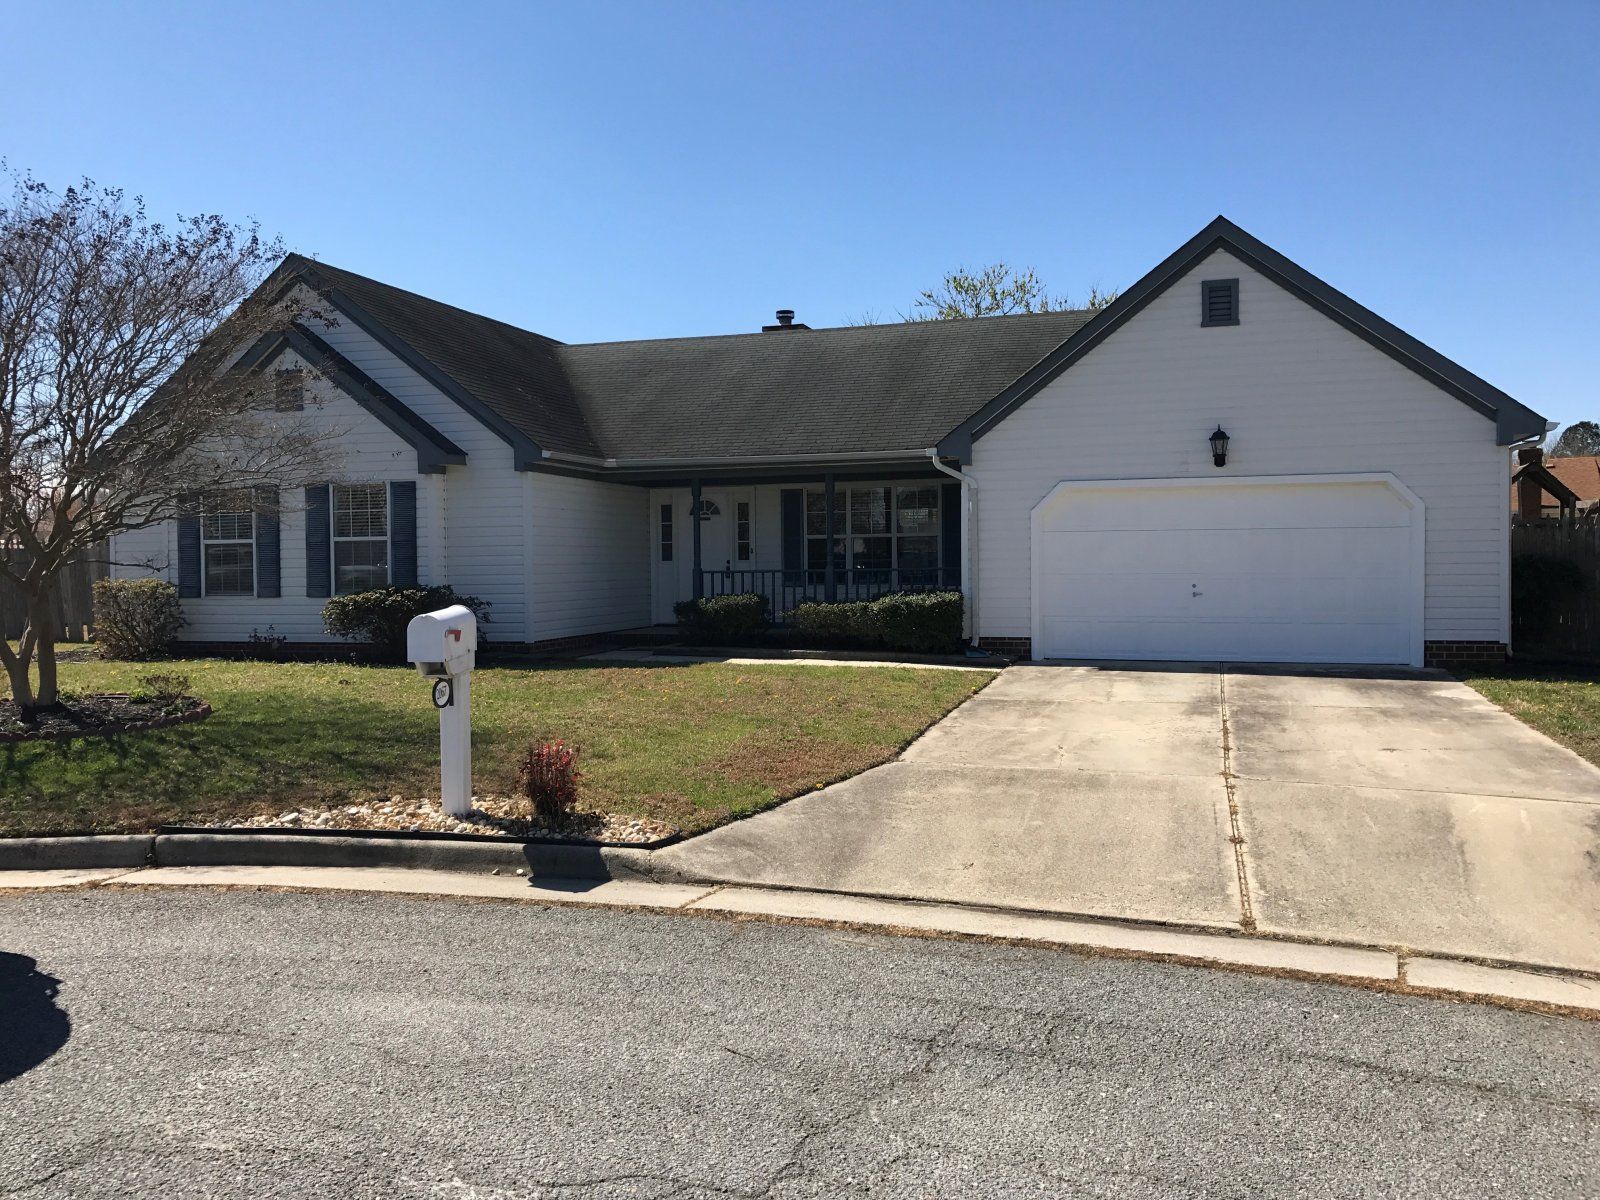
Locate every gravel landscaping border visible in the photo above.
<box><xmin>158</xmin><ymin>822</ymin><xmax>681</xmax><ymax>850</ymax></box>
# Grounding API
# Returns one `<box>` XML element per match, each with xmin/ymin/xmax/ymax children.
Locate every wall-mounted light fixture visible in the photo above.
<box><xmin>1209</xmin><ymin>426</ymin><xmax>1230</xmax><ymax>468</ymax></box>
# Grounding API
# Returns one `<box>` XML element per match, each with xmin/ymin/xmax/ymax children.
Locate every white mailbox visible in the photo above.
<box><xmin>406</xmin><ymin>604</ymin><xmax>477</xmax><ymax>817</ymax></box>
<box><xmin>406</xmin><ymin>603</ymin><xmax>477</xmax><ymax>679</ymax></box>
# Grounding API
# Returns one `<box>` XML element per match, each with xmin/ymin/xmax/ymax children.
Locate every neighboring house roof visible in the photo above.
<box><xmin>263</xmin><ymin>217</ymin><xmax>1545</xmax><ymax>471</ymax></box>
<box><xmin>1545</xmin><ymin>456</ymin><xmax>1600</xmax><ymax>504</ymax></box>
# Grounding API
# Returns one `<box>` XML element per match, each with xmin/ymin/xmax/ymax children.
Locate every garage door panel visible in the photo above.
<box><xmin>1033</xmin><ymin>480</ymin><xmax>1420</xmax><ymax>665</ymax></box>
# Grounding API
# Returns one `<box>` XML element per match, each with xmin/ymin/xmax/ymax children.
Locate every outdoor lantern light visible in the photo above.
<box><xmin>1209</xmin><ymin>425</ymin><xmax>1230</xmax><ymax>468</ymax></box>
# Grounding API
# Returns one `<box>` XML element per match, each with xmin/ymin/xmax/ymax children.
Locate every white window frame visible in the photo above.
<box><xmin>200</xmin><ymin>496</ymin><xmax>257</xmax><ymax>598</ymax></box>
<box><xmin>331</xmin><ymin>482</ymin><xmax>392</xmax><ymax>596</ymax></box>
<box><xmin>803</xmin><ymin>484</ymin><xmax>941</xmax><ymax>576</ymax></box>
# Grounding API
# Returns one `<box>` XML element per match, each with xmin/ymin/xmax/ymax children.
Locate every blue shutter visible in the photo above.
<box><xmin>305</xmin><ymin>484</ymin><xmax>331</xmax><ymax>598</ymax></box>
<box><xmin>389</xmin><ymin>481</ymin><xmax>418</xmax><ymax>586</ymax></box>
<box><xmin>940</xmin><ymin>483</ymin><xmax>961</xmax><ymax>590</ymax></box>
<box><xmin>781</xmin><ymin>488</ymin><xmax>804</xmax><ymax>585</ymax></box>
<box><xmin>177</xmin><ymin>498</ymin><xmax>201</xmax><ymax>598</ymax></box>
<box><xmin>254</xmin><ymin>486</ymin><xmax>280</xmax><ymax>598</ymax></box>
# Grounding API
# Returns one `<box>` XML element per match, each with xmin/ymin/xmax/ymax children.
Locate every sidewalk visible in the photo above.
<box><xmin>5</xmin><ymin>864</ymin><xmax>1596</xmax><ymax>1018</ymax></box>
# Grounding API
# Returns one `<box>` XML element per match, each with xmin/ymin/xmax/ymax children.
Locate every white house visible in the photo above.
<box><xmin>112</xmin><ymin>218</ymin><xmax>1547</xmax><ymax>669</ymax></box>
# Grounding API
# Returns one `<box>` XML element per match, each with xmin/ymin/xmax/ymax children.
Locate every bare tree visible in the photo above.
<box><xmin>906</xmin><ymin>264</ymin><xmax>1118</xmax><ymax>321</ymax></box>
<box><xmin>0</xmin><ymin>173</ymin><xmax>337</xmax><ymax>716</ymax></box>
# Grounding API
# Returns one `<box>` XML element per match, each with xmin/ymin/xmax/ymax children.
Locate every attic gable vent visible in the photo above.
<box><xmin>1202</xmin><ymin>278</ymin><xmax>1239</xmax><ymax>327</ymax></box>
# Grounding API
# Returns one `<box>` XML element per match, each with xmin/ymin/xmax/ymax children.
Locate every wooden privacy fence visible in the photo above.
<box><xmin>0</xmin><ymin>544</ymin><xmax>110</xmax><ymax>641</ymax></box>
<box><xmin>1512</xmin><ymin>521</ymin><xmax>1600</xmax><ymax>659</ymax></box>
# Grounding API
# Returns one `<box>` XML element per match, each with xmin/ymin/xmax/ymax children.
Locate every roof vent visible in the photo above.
<box><xmin>762</xmin><ymin>308</ymin><xmax>809</xmax><ymax>332</ymax></box>
<box><xmin>1201</xmin><ymin>278</ymin><xmax>1239</xmax><ymax>327</ymax></box>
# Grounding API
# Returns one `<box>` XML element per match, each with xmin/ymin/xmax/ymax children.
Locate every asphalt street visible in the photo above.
<box><xmin>1</xmin><ymin>887</ymin><xmax>1596</xmax><ymax>1198</ymax></box>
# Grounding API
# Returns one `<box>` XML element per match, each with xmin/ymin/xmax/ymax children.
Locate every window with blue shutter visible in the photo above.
<box><xmin>389</xmin><ymin>481</ymin><xmax>418</xmax><ymax>586</ymax></box>
<box><xmin>304</xmin><ymin>484</ymin><xmax>331</xmax><ymax>598</ymax></box>
<box><xmin>254</xmin><ymin>486</ymin><xmax>280</xmax><ymax>598</ymax></box>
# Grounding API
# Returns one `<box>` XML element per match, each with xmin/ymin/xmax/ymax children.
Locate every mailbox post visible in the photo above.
<box><xmin>405</xmin><ymin>604</ymin><xmax>478</xmax><ymax>816</ymax></box>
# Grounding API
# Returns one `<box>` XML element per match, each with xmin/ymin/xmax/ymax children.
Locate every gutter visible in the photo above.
<box><xmin>927</xmin><ymin>450</ymin><xmax>980</xmax><ymax>647</ymax></box>
<box><xmin>540</xmin><ymin>448</ymin><xmax>936</xmax><ymax>470</ymax></box>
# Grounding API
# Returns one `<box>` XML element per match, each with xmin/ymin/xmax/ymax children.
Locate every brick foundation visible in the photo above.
<box><xmin>977</xmin><ymin>636</ymin><xmax>1033</xmax><ymax>660</ymax></box>
<box><xmin>1423</xmin><ymin>640</ymin><xmax>1508</xmax><ymax>671</ymax></box>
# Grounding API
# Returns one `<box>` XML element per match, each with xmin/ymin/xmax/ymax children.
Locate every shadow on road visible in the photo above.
<box><xmin>0</xmin><ymin>951</ymin><xmax>69</xmax><ymax>1084</ymax></box>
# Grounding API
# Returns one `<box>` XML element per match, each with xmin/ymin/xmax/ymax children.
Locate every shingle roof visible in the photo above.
<box><xmin>1544</xmin><ymin>456</ymin><xmax>1600</xmax><ymax>504</ymax></box>
<box><xmin>279</xmin><ymin>254</ymin><xmax>1091</xmax><ymax>463</ymax></box>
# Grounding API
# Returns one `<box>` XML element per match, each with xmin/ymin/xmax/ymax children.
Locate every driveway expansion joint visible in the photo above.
<box><xmin>1218</xmin><ymin>671</ymin><xmax>1255</xmax><ymax>932</ymax></box>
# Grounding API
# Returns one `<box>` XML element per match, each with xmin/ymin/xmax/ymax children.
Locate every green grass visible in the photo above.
<box><xmin>1463</xmin><ymin>663</ymin><xmax>1600</xmax><ymax>769</ymax></box>
<box><xmin>0</xmin><ymin>654</ymin><xmax>993</xmax><ymax>837</ymax></box>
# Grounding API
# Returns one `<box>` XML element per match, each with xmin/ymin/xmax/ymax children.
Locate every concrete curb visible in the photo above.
<box><xmin>7</xmin><ymin>863</ymin><xmax>1596</xmax><ymax>1018</ymax></box>
<box><xmin>0</xmin><ymin>835</ymin><xmax>154</xmax><ymax>870</ymax></box>
<box><xmin>151</xmin><ymin>833</ymin><xmax>625</xmax><ymax>878</ymax></box>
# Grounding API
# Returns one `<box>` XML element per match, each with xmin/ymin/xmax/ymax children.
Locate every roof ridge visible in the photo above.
<box><xmin>564</xmin><ymin>308</ymin><xmax>1094</xmax><ymax>351</ymax></box>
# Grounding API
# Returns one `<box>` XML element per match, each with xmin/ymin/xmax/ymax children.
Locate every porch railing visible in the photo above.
<box><xmin>698</xmin><ymin>568</ymin><xmax>947</xmax><ymax>623</ymax></box>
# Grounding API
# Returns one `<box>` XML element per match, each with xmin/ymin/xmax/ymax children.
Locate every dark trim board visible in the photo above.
<box><xmin>270</xmin><ymin>258</ymin><xmax>546</xmax><ymax>469</ymax></box>
<box><xmin>937</xmin><ymin>216</ymin><xmax>1547</xmax><ymax>455</ymax></box>
<box><xmin>237</xmin><ymin>325</ymin><xmax>467</xmax><ymax>473</ymax></box>
<box><xmin>522</xmin><ymin>459</ymin><xmax>955</xmax><ymax>488</ymax></box>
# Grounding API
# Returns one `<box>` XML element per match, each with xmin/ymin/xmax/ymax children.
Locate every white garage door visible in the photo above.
<box><xmin>1032</xmin><ymin>476</ymin><xmax>1423</xmax><ymax>665</ymax></box>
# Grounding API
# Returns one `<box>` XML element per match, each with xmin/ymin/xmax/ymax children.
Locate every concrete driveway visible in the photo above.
<box><xmin>651</xmin><ymin>662</ymin><xmax>1600</xmax><ymax>973</ymax></box>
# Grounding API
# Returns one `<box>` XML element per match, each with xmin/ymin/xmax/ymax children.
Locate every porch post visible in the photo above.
<box><xmin>824</xmin><ymin>473</ymin><xmax>837</xmax><ymax>602</ymax></box>
<box><xmin>691</xmin><ymin>478</ymin><xmax>703</xmax><ymax>599</ymax></box>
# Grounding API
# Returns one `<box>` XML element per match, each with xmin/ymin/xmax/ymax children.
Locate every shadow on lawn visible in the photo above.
<box><xmin>0</xmin><ymin>952</ymin><xmax>70</xmax><ymax>1085</ymax></box>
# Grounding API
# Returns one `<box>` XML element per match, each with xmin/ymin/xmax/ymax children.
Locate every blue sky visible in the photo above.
<box><xmin>5</xmin><ymin>1</ymin><xmax>1596</xmax><ymax>428</ymax></box>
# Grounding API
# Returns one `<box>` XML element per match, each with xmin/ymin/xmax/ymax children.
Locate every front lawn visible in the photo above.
<box><xmin>1463</xmin><ymin>663</ymin><xmax>1600</xmax><ymax>769</ymax></box>
<box><xmin>0</xmin><ymin>656</ymin><xmax>993</xmax><ymax>837</ymax></box>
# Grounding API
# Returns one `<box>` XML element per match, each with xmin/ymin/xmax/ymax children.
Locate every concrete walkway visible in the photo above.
<box><xmin>648</xmin><ymin>662</ymin><xmax>1600</xmax><ymax>974</ymax></box>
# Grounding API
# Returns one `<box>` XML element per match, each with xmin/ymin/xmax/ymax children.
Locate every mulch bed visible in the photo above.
<box><xmin>0</xmin><ymin>694</ymin><xmax>212</xmax><ymax>743</ymax></box>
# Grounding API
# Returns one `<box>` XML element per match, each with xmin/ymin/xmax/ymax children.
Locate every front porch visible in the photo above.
<box><xmin>645</xmin><ymin>473</ymin><xmax>965</xmax><ymax>625</ymax></box>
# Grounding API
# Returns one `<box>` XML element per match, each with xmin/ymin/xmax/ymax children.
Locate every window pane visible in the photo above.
<box><xmin>896</xmin><ymin>486</ymin><xmax>939</xmax><ymax>535</ymax></box>
<box><xmin>659</xmin><ymin>504</ymin><xmax>673</xmax><ymax>562</ymax></box>
<box><xmin>335</xmin><ymin>539</ymin><xmax>389</xmax><ymax>594</ymax></box>
<box><xmin>850</xmin><ymin>487</ymin><xmax>891</xmax><ymax>535</ymax></box>
<box><xmin>334</xmin><ymin>484</ymin><xmax>388</xmax><ymax>538</ymax></box>
<box><xmin>850</xmin><ymin>536</ymin><xmax>892</xmax><ymax>571</ymax></box>
<box><xmin>202</xmin><ymin>510</ymin><xmax>252</xmax><ymax>541</ymax></box>
<box><xmin>896</xmin><ymin>535</ymin><xmax>939</xmax><ymax>571</ymax></box>
<box><xmin>806</xmin><ymin>539</ymin><xmax>844</xmax><ymax>573</ymax></box>
<box><xmin>736</xmin><ymin>501</ymin><xmax>751</xmax><ymax>561</ymax></box>
<box><xmin>204</xmin><ymin>544</ymin><xmax>254</xmax><ymax>596</ymax></box>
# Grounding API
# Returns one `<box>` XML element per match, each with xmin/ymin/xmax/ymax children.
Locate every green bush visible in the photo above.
<box><xmin>673</xmin><ymin>593</ymin><xmax>769</xmax><ymax>641</ymax></box>
<box><xmin>868</xmin><ymin>591</ymin><xmax>965</xmax><ymax>653</ymax></box>
<box><xmin>322</xmin><ymin>585</ymin><xmax>491</xmax><ymax>659</ymax></box>
<box><xmin>93</xmin><ymin>578</ymin><xmax>186</xmax><ymax>660</ymax></box>
<box><xmin>789</xmin><ymin>600</ymin><xmax>875</xmax><ymax>645</ymax></box>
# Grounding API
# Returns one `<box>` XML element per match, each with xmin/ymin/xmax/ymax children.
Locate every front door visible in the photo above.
<box><xmin>654</xmin><ymin>489</ymin><xmax>735</xmax><ymax>623</ymax></box>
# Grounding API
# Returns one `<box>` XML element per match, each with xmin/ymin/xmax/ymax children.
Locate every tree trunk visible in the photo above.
<box><xmin>2</xmin><ymin>651</ymin><xmax>34</xmax><ymax>713</ymax></box>
<box><xmin>22</xmin><ymin>595</ymin><xmax>59</xmax><ymax>715</ymax></box>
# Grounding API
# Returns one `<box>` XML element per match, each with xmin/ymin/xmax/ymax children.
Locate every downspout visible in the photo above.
<box><xmin>928</xmin><ymin>450</ymin><xmax>979</xmax><ymax>649</ymax></box>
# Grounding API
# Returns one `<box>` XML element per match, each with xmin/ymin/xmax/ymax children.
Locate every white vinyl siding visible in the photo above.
<box><xmin>968</xmin><ymin>248</ymin><xmax>1509</xmax><ymax>647</ymax></box>
<box><xmin>527</xmin><ymin>471</ymin><xmax>650</xmax><ymax>641</ymax></box>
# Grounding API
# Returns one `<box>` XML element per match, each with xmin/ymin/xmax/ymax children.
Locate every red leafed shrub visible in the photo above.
<box><xmin>517</xmin><ymin>739</ymin><xmax>581</xmax><ymax>824</ymax></box>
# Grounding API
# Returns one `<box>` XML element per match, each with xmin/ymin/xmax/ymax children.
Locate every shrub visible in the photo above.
<box><xmin>869</xmin><ymin>591</ymin><xmax>965</xmax><ymax>653</ymax></box>
<box><xmin>93</xmin><ymin>578</ymin><xmax>186</xmax><ymax>660</ymax></box>
<box><xmin>789</xmin><ymin>600</ymin><xmax>876</xmax><ymax>646</ymax></box>
<box><xmin>516</xmin><ymin>739</ymin><xmax>581</xmax><ymax>824</ymax></box>
<box><xmin>245</xmin><ymin>625</ymin><xmax>289</xmax><ymax>661</ymax></box>
<box><xmin>673</xmin><ymin>592</ymin><xmax>769</xmax><ymax>642</ymax></box>
<box><xmin>322</xmin><ymin>585</ymin><xmax>491</xmax><ymax>659</ymax></box>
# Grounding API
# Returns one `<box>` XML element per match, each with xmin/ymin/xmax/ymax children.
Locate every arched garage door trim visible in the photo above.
<box><xmin>1029</xmin><ymin>473</ymin><xmax>1426</xmax><ymax>667</ymax></box>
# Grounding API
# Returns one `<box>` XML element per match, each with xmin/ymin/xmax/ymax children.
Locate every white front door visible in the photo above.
<box><xmin>1031</xmin><ymin>476</ymin><xmax>1423</xmax><ymax>665</ymax></box>
<box><xmin>653</xmin><ymin>489</ymin><xmax>741</xmax><ymax>623</ymax></box>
